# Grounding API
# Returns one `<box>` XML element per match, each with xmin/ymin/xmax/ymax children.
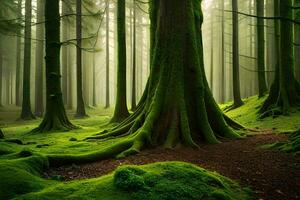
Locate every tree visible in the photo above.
<box><xmin>75</xmin><ymin>0</ymin><xmax>88</xmax><ymax>118</ymax></box>
<box><xmin>33</xmin><ymin>0</ymin><xmax>76</xmax><ymax>132</ymax></box>
<box><xmin>85</xmin><ymin>0</ymin><xmax>242</xmax><ymax>159</ymax></box>
<box><xmin>231</xmin><ymin>0</ymin><xmax>243</xmax><ymax>108</ymax></box>
<box><xmin>35</xmin><ymin>0</ymin><xmax>45</xmax><ymax>117</ymax></box>
<box><xmin>111</xmin><ymin>0</ymin><xmax>130</xmax><ymax>122</ymax></box>
<box><xmin>20</xmin><ymin>0</ymin><xmax>35</xmax><ymax>120</ymax></box>
<box><xmin>15</xmin><ymin>0</ymin><xmax>22</xmax><ymax>107</ymax></box>
<box><xmin>260</xmin><ymin>0</ymin><xmax>300</xmax><ymax>117</ymax></box>
<box><xmin>256</xmin><ymin>0</ymin><xmax>268</xmax><ymax>97</ymax></box>
<box><xmin>105</xmin><ymin>0</ymin><xmax>110</xmax><ymax>109</ymax></box>
<box><xmin>131</xmin><ymin>0</ymin><xmax>137</xmax><ymax>111</ymax></box>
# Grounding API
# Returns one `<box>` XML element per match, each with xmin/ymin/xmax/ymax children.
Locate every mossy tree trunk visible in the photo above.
<box><xmin>20</xmin><ymin>0</ymin><xmax>35</xmax><ymax>120</ymax></box>
<box><xmin>260</xmin><ymin>0</ymin><xmax>300</xmax><ymax>117</ymax></box>
<box><xmin>85</xmin><ymin>0</ymin><xmax>241</xmax><ymax>159</ymax></box>
<box><xmin>111</xmin><ymin>0</ymin><xmax>130</xmax><ymax>123</ymax></box>
<box><xmin>33</xmin><ymin>0</ymin><xmax>76</xmax><ymax>132</ymax></box>
<box><xmin>75</xmin><ymin>0</ymin><xmax>88</xmax><ymax>118</ymax></box>
<box><xmin>256</xmin><ymin>0</ymin><xmax>268</xmax><ymax>97</ymax></box>
<box><xmin>131</xmin><ymin>0</ymin><xmax>137</xmax><ymax>111</ymax></box>
<box><xmin>231</xmin><ymin>0</ymin><xmax>243</xmax><ymax>108</ymax></box>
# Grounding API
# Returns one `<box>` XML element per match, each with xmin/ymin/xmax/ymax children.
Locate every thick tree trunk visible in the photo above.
<box><xmin>15</xmin><ymin>0</ymin><xmax>22</xmax><ymax>107</ymax></box>
<box><xmin>231</xmin><ymin>0</ymin><xmax>243</xmax><ymax>108</ymax></box>
<box><xmin>75</xmin><ymin>0</ymin><xmax>87</xmax><ymax>118</ymax></box>
<box><xmin>111</xmin><ymin>0</ymin><xmax>130</xmax><ymax>123</ymax></box>
<box><xmin>33</xmin><ymin>0</ymin><xmax>76</xmax><ymax>132</ymax></box>
<box><xmin>85</xmin><ymin>0</ymin><xmax>241</xmax><ymax>159</ymax></box>
<box><xmin>220</xmin><ymin>0</ymin><xmax>226</xmax><ymax>103</ymax></box>
<box><xmin>20</xmin><ymin>0</ymin><xmax>35</xmax><ymax>120</ymax></box>
<box><xmin>131</xmin><ymin>0</ymin><xmax>137</xmax><ymax>111</ymax></box>
<box><xmin>260</xmin><ymin>0</ymin><xmax>300</xmax><ymax>117</ymax></box>
<box><xmin>256</xmin><ymin>0</ymin><xmax>268</xmax><ymax>97</ymax></box>
<box><xmin>35</xmin><ymin>0</ymin><xmax>45</xmax><ymax>117</ymax></box>
<box><xmin>105</xmin><ymin>0</ymin><xmax>110</xmax><ymax>109</ymax></box>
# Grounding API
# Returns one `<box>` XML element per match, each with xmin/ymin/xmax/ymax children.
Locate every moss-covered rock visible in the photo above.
<box><xmin>17</xmin><ymin>162</ymin><xmax>252</xmax><ymax>200</ymax></box>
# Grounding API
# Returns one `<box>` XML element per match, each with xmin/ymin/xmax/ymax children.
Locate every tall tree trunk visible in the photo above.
<box><xmin>0</xmin><ymin>52</ymin><xmax>2</xmax><ymax>107</ymax></box>
<box><xmin>260</xmin><ymin>0</ymin><xmax>300</xmax><ymax>117</ymax></box>
<box><xmin>15</xmin><ymin>0</ymin><xmax>22</xmax><ymax>107</ymax></box>
<box><xmin>210</xmin><ymin>12</ymin><xmax>214</xmax><ymax>93</ymax></box>
<box><xmin>35</xmin><ymin>0</ymin><xmax>45</xmax><ymax>117</ymax></box>
<box><xmin>33</xmin><ymin>0</ymin><xmax>76</xmax><ymax>132</ymax></box>
<box><xmin>105</xmin><ymin>0</ymin><xmax>110</xmax><ymax>108</ymax></box>
<box><xmin>131</xmin><ymin>0</ymin><xmax>137</xmax><ymax>111</ymax></box>
<box><xmin>75</xmin><ymin>0</ymin><xmax>87</xmax><ymax>118</ymax></box>
<box><xmin>295</xmin><ymin>0</ymin><xmax>300</xmax><ymax>81</ymax></box>
<box><xmin>20</xmin><ymin>0</ymin><xmax>35</xmax><ymax>120</ymax></box>
<box><xmin>220</xmin><ymin>0</ymin><xmax>226</xmax><ymax>103</ymax></box>
<box><xmin>85</xmin><ymin>0</ymin><xmax>242</xmax><ymax>159</ymax></box>
<box><xmin>256</xmin><ymin>0</ymin><xmax>268</xmax><ymax>97</ymax></box>
<box><xmin>231</xmin><ymin>0</ymin><xmax>243</xmax><ymax>107</ymax></box>
<box><xmin>111</xmin><ymin>0</ymin><xmax>130</xmax><ymax>123</ymax></box>
<box><xmin>61</xmin><ymin>0</ymin><xmax>69</xmax><ymax>106</ymax></box>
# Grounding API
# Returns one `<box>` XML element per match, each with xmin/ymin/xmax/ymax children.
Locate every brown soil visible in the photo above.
<box><xmin>44</xmin><ymin>133</ymin><xmax>300</xmax><ymax>200</ymax></box>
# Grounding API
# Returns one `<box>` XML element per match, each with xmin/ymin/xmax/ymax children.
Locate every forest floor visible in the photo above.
<box><xmin>1</xmin><ymin>96</ymin><xmax>300</xmax><ymax>200</ymax></box>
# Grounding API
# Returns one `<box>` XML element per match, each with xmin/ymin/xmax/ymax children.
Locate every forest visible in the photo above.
<box><xmin>0</xmin><ymin>0</ymin><xmax>299</xmax><ymax>199</ymax></box>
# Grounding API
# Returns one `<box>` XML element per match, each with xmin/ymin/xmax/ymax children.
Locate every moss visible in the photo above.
<box><xmin>266</xmin><ymin>130</ymin><xmax>300</xmax><ymax>155</ymax></box>
<box><xmin>16</xmin><ymin>162</ymin><xmax>251</xmax><ymax>200</ymax></box>
<box><xmin>0</xmin><ymin>155</ymin><xmax>54</xmax><ymax>200</ymax></box>
<box><xmin>221</xmin><ymin>96</ymin><xmax>300</xmax><ymax>132</ymax></box>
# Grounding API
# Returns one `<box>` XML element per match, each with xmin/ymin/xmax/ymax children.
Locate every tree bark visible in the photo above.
<box><xmin>20</xmin><ymin>0</ymin><xmax>35</xmax><ymax>120</ymax></box>
<box><xmin>75</xmin><ymin>0</ymin><xmax>88</xmax><ymax>118</ymax></box>
<box><xmin>256</xmin><ymin>0</ymin><xmax>268</xmax><ymax>97</ymax></box>
<box><xmin>105</xmin><ymin>0</ymin><xmax>110</xmax><ymax>108</ymax></box>
<box><xmin>131</xmin><ymin>0</ymin><xmax>137</xmax><ymax>111</ymax></box>
<box><xmin>231</xmin><ymin>0</ymin><xmax>243</xmax><ymax>108</ymax></box>
<box><xmin>35</xmin><ymin>0</ymin><xmax>45</xmax><ymax>117</ymax></box>
<box><xmin>85</xmin><ymin>0</ymin><xmax>242</xmax><ymax>159</ymax></box>
<box><xmin>15</xmin><ymin>0</ymin><xmax>22</xmax><ymax>107</ymax></box>
<box><xmin>33</xmin><ymin>0</ymin><xmax>76</xmax><ymax>132</ymax></box>
<box><xmin>110</xmin><ymin>0</ymin><xmax>130</xmax><ymax>122</ymax></box>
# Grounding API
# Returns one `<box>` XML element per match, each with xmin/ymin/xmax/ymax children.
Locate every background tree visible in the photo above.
<box><xmin>34</xmin><ymin>0</ymin><xmax>76</xmax><ymax>132</ymax></box>
<box><xmin>35</xmin><ymin>0</ymin><xmax>45</xmax><ymax>117</ymax></box>
<box><xmin>75</xmin><ymin>0</ymin><xmax>88</xmax><ymax>118</ymax></box>
<box><xmin>105</xmin><ymin>0</ymin><xmax>110</xmax><ymax>109</ymax></box>
<box><xmin>260</xmin><ymin>0</ymin><xmax>300</xmax><ymax>117</ymax></box>
<box><xmin>20</xmin><ymin>0</ymin><xmax>35</xmax><ymax>120</ymax></box>
<box><xmin>256</xmin><ymin>0</ymin><xmax>268</xmax><ymax>97</ymax></box>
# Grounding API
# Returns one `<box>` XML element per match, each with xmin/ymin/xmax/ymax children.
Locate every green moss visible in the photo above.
<box><xmin>221</xmin><ymin>96</ymin><xmax>300</xmax><ymax>132</ymax></box>
<box><xmin>0</xmin><ymin>155</ymin><xmax>55</xmax><ymax>200</ymax></box>
<box><xmin>266</xmin><ymin>130</ymin><xmax>300</xmax><ymax>155</ymax></box>
<box><xmin>15</xmin><ymin>162</ymin><xmax>251</xmax><ymax>200</ymax></box>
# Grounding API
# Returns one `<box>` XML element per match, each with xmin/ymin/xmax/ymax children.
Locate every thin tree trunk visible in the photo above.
<box><xmin>0</xmin><ymin>52</ymin><xmax>2</xmax><ymax>106</ymax></box>
<box><xmin>75</xmin><ymin>0</ymin><xmax>87</xmax><ymax>118</ymax></box>
<box><xmin>35</xmin><ymin>0</ymin><xmax>45</xmax><ymax>117</ymax></box>
<box><xmin>15</xmin><ymin>0</ymin><xmax>22</xmax><ymax>107</ymax></box>
<box><xmin>92</xmin><ymin>53</ymin><xmax>97</xmax><ymax>107</ymax></box>
<box><xmin>105</xmin><ymin>0</ymin><xmax>110</xmax><ymax>108</ymax></box>
<box><xmin>20</xmin><ymin>0</ymin><xmax>35</xmax><ymax>120</ymax></box>
<box><xmin>62</xmin><ymin>0</ymin><xmax>69</xmax><ymax>106</ymax></box>
<box><xmin>231</xmin><ymin>0</ymin><xmax>243</xmax><ymax>107</ymax></box>
<box><xmin>210</xmin><ymin>12</ymin><xmax>214</xmax><ymax>93</ymax></box>
<box><xmin>220</xmin><ymin>0</ymin><xmax>225</xmax><ymax>103</ymax></box>
<box><xmin>111</xmin><ymin>0</ymin><xmax>130</xmax><ymax>123</ymax></box>
<box><xmin>256</xmin><ymin>0</ymin><xmax>268</xmax><ymax>97</ymax></box>
<box><xmin>131</xmin><ymin>0</ymin><xmax>137</xmax><ymax>111</ymax></box>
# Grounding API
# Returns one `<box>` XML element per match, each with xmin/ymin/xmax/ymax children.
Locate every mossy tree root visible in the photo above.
<box><xmin>81</xmin><ymin>0</ymin><xmax>242</xmax><ymax>163</ymax></box>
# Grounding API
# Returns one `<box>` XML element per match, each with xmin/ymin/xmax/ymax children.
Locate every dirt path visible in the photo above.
<box><xmin>45</xmin><ymin>133</ymin><xmax>300</xmax><ymax>200</ymax></box>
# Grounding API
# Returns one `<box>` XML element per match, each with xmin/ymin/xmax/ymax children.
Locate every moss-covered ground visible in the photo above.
<box><xmin>0</xmin><ymin>96</ymin><xmax>299</xmax><ymax>199</ymax></box>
